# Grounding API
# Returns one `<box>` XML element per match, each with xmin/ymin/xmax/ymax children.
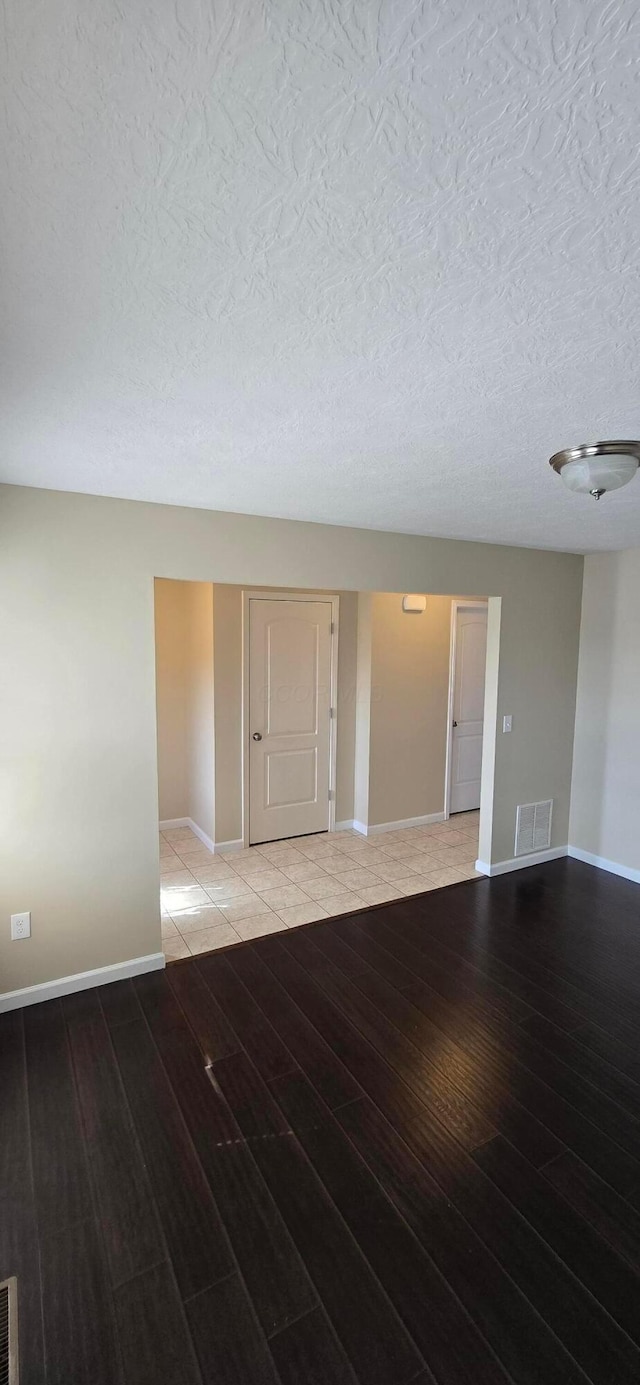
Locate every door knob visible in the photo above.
<box><xmin>252</xmin><ymin>732</ymin><xmax>262</xmax><ymax>741</ymax></box>
<box><xmin>452</xmin><ymin>720</ymin><xmax>458</xmax><ymax>727</ymax></box>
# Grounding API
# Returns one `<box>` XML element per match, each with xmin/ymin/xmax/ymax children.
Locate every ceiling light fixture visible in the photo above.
<box><xmin>549</xmin><ymin>440</ymin><xmax>640</xmax><ymax>501</ymax></box>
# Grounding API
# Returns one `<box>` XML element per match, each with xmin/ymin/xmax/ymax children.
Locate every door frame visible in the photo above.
<box><xmin>241</xmin><ymin>591</ymin><xmax>340</xmax><ymax>848</ymax></box>
<box><xmin>443</xmin><ymin>599</ymin><xmax>488</xmax><ymax>821</ymax></box>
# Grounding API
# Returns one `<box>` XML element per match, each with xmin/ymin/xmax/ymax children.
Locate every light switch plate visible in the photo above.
<box><xmin>503</xmin><ymin>715</ymin><xmax>513</xmax><ymax>733</ymax></box>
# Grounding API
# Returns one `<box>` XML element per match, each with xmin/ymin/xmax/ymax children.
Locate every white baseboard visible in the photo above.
<box><xmin>160</xmin><ymin>817</ymin><xmax>235</xmax><ymax>854</ymax></box>
<box><xmin>189</xmin><ymin>820</ymin><xmax>215</xmax><ymax>853</ymax></box>
<box><xmin>0</xmin><ymin>951</ymin><xmax>165</xmax><ymax>1014</ymax></box>
<box><xmin>568</xmin><ymin>846</ymin><xmax>640</xmax><ymax>885</ymax></box>
<box><xmin>353</xmin><ymin>812</ymin><xmax>445</xmax><ymax>838</ymax></box>
<box><xmin>351</xmin><ymin>820</ymin><xmax>369</xmax><ymax>837</ymax></box>
<box><xmin>475</xmin><ymin>846</ymin><xmax>567</xmax><ymax>877</ymax></box>
<box><xmin>160</xmin><ymin>814</ymin><xmax>217</xmax><ymax>847</ymax></box>
<box><xmin>172</xmin><ymin>816</ymin><xmax>449</xmax><ymax>848</ymax></box>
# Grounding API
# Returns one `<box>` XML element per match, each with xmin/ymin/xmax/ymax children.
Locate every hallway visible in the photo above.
<box><xmin>160</xmin><ymin>813</ymin><xmax>481</xmax><ymax>958</ymax></box>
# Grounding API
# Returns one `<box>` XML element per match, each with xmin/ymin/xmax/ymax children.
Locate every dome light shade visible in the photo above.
<box><xmin>549</xmin><ymin>441</ymin><xmax>640</xmax><ymax>500</ymax></box>
<box><xmin>559</xmin><ymin>454</ymin><xmax>638</xmax><ymax>495</ymax></box>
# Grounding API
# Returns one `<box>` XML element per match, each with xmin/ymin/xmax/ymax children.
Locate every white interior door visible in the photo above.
<box><xmin>248</xmin><ymin>598</ymin><xmax>334</xmax><ymax>844</ymax></box>
<box><xmin>450</xmin><ymin>605</ymin><xmax>488</xmax><ymax>814</ymax></box>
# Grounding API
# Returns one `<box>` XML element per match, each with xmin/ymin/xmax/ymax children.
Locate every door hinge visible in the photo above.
<box><xmin>331</xmin><ymin>621</ymin><xmax>335</xmax><ymax>635</ymax></box>
<box><xmin>328</xmin><ymin>789</ymin><xmax>335</xmax><ymax>801</ymax></box>
<box><xmin>329</xmin><ymin>706</ymin><xmax>335</xmax><ymax>718</ymax></box>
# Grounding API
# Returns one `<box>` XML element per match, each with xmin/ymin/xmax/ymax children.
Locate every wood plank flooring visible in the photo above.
<box><xmin>3</xmin><ymin>857</ymin><xmax>640</xmax><ymax>1384</ymax></box>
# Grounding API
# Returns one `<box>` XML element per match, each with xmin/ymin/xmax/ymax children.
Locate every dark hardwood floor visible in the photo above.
<box><xmin>3</xmin><ymin>858</ymin><xmax>640</xmax><ymax>1384</ymax></box>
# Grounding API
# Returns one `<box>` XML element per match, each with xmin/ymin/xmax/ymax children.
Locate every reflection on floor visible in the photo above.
<box><xmin>160</xmin><ymin>812</ymin><xmax>481</xmax><ymax>959</ymax></box>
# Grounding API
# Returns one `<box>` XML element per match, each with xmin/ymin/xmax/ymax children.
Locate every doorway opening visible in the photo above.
<box><xmin>154</xmin><ymin>583</ymin><xmax>491</xmax><ymax>960</ymax></box>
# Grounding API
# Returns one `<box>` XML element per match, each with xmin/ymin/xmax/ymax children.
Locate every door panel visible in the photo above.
<box><xmin>266</xmin><ymin>748</ymin><xmax>317</xmax><ymax>808</ymax></box>
<box><xmin>249</xmin><ymin>599</ymin><xmax>333</xmax><ymax>844</ymax></box>
<box><xmin>265</xmin><ymin>618</ymin><xmax>320</xmax><ymax>736</ymax></box>
<box><xmin>450</xmin><ymin>607</ymin><xmax>487</xmax><ymax>814</ymax></box>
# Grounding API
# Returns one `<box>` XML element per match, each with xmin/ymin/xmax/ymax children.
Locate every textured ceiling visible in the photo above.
<box><xmin>1</xmin><ymin>0</ymin><xmax>640</xmax><ymax>552</ymax></box>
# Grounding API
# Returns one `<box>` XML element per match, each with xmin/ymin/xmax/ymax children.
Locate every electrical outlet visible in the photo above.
<box><xmin>11</xmin><ymin>911</ymin><xmax>31</xmax><ymax>940</ymax></box>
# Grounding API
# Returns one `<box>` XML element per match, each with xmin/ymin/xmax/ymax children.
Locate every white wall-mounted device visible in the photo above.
<box><xmin>402</xmin><ymin>594</ymin><xmax>427</xmax><ymax>613</ymax></box>
<box><xmin>11</xmin><ymin>911</ymin><xmax>31</xmax><ymax>940</ymax></box>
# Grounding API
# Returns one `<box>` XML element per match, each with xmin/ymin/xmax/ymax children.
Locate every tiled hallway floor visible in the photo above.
<box><xmin>160</xmin><ymin>813</ymin><xmax>482</xmax><ymax>958</ymax></box>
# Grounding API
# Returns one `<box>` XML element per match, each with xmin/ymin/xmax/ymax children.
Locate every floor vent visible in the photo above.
<box><xmin>0</xmin><ymin>1277</ymin><xmax>18</xmax><ymax>1385</ymax></box>
<box><xmin>515</xmin><ymin>800</ymin><xmax>553</xmax><ymax>856</ymax></box>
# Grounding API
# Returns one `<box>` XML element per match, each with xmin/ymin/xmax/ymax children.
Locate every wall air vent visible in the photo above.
<box><xmin>515</xmin><ymin>800</ymin><xmax>553</xmax><ymax>856</ymax></box>
<box><xmin>0</xmin><ymin>1277</ymin><xmax>18</xmax><ymax>1385</ymax></box>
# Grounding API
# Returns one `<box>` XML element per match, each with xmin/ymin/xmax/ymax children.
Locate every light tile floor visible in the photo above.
<box><xmin>160</xmin><ymin>813</ymin><xmax>483</xmax><ymax>960</ymax></box>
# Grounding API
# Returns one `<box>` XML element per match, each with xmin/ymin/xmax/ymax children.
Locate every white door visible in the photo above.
<box><xmin>450</xmin><ymin>605</ymin><xmax>487</xmax><ymax>814</ymax></box>
<box><xmin>248</xmin><ymin>598</ymin><xmax>334</xmax><ymax>844</ymax></box>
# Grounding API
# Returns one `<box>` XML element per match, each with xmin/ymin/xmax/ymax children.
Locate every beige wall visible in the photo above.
<box><xmin>334</xmin><ymin>591</ymin><xmax>358</xmax><ymax>825</ymax></box>
<box><xmin>353</xmin><ymin>593</ymin><xmax>372</xmax><ymax>828</ymax></box>
<box><xmin>211</xmin><ymin>584</ymin><xmax>243</xmax><ymax>844</ymax></box>
<box><xmin>0</xmin><ymin>485</ymin><xmax>582</xmax><ymax>998</ymax></box>
<box><xmin>569</xmin><ymin>549</ymin><xmax>640</xmax><ymax>874</ymax></box>
<box><xmin>155</xmin><ymin>579</ymin><xmax>189</xmax><ymax>821</ymax></box>
<box><xmin>367</xmin><ymin>593</ymin><xmax>461</xmax><ymax>827</ymax></box>
<box><xmin>185</xmin><ymin>582</ymin><xmax>215</xmax><ymax>841</ymax></box>
<box><xmin>154</xmin><ymin>580</ymin><xmax>214</xmax><ymax>841</ymax></box>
